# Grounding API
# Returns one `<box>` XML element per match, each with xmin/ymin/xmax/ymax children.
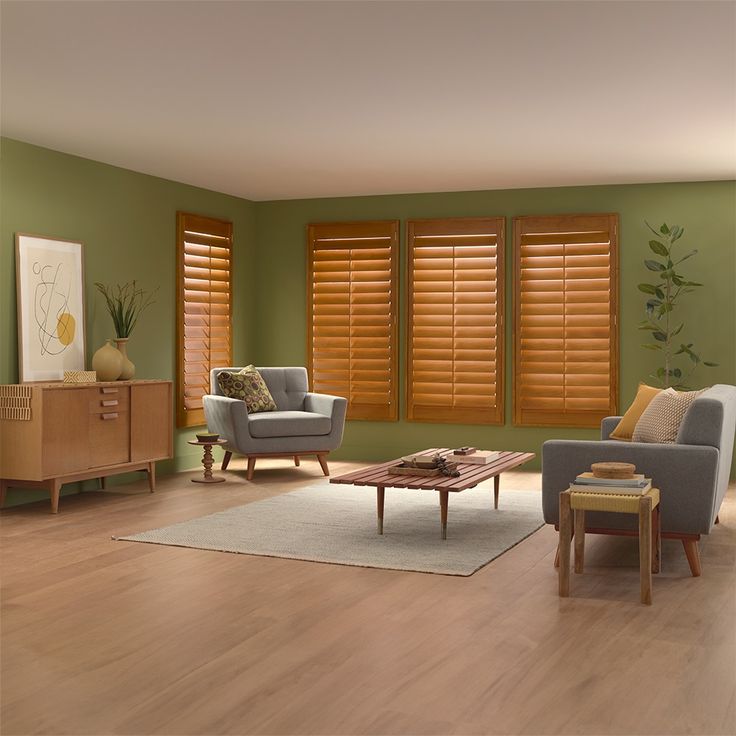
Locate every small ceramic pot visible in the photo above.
<box><xmin>115</xmin><ymin>338</ymin><xmax>135</xmax><ymax>380</ymax></box>
<box><xmin>92</xmin><ymin>339</ymin><xmax>123</xmax><ymax>382</ymax></box>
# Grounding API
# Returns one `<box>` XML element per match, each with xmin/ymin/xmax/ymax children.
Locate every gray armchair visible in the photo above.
<box><xmin>203</xmin><ymin>367</ymin><xmax>347</xmax><ymax>480</ymax></box>
<box><xmin>542</xmin><ymin>384</ymin><xmax>736</xmax><ymax>576</ymax></box>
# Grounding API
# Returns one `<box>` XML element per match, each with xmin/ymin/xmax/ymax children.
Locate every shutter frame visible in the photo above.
<box><xmin>176</xmin><ymin>211</ymin><xmax>233</xmax><ymax>428</ymax></box>
<box><xmin>407</xmin><ymin>217</ymin><xmax>505</xmax><ymax>425</ymax></box>
<box><xmin>513</xmin><ymin>213</ymin><xmax>619</xmax><ymax>428</ymax></box>
<box><xmin>307</xmin><ymin>220</ymin><xmax>399</xmax><ymax>421</ymax></box>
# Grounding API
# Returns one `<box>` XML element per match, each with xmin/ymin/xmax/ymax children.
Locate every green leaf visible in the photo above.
<box><xmin>653</xmin><ymin>331</ymin><xmax>667</xmax><ymax>342</ymax></box>
<box><xmin>660</xmin><ymin>302</ymin><xmax>673</xmax><ymax>313</ymax></box>
<box><xmin>638</xmin><ymin>283</ymin><xmax>658</xmax><ymax>295</ymax></box>
<box><xmin>656</xmin><ymin>367</ymin><xmax>666</xmax><ymax>377</ymax></box>
<box><xmin>645</xmin><ymin>259</ymin><xmax>665</xmax><ymax>271</ymax></box>
<box><xmin>654</xmin><ymin>287</ymin><xmax>665</xmax><ymax>300</ymax></box>
<box><xmin>676</xmin><ymin>250</ymin><xmax>698</xmax><ymax>264</ymax></box>
<box><xmin>673</xmin><ymin>368</ymin><xmax>682</xmax><ymax>378</ymax></box>
<box><xmin>649</xmin><ymin>240</ymin><xmax>669</xmax><ymax>256</ymax></box>
<box><xmin>683</xmin><ymin>281</ymin><xmax>703</xmax><ymax>287</ymax></box>
<box><xmin>703</xmin><ymin>361</ymin><xmax>719</xmax><ymax>367</ymax></box>
<box><xmin>642</xmin><ymin>343</ymin><xmax>662</xmax><ymax>350</ymax></box>
<box><xmin>672</xmin><ymin>274</ymin><xmax>684</xmax><ymax>286</ymax></box>
<box><xmin>671</xmin><ymin>323</ymin><xmax>684</xmax><ymax>336</ymax></box>
<box><xmin>689</xmin><ymin>353</ymin><xmax>700</xmax><ymax>363</ymax></box>
<box><xmin>660</xmin><ymin>224</ymin><xmax>670</xmax><ymax>235</ymax></box>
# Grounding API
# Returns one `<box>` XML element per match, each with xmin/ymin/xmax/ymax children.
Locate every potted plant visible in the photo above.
<box><xmin>638</xmin><ymin>223</ymin><xmax>717</xmax><ymax>388</ymax></box>
<box><xmin>94</xmin><ymin>281</ymin><xmax>157</xmax><ymax>380</ymax></box>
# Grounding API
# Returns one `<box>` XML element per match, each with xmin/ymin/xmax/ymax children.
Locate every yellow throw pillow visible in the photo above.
<box><xmin>609</xmin><ymin>383</ymin><xmax>662</xmax><ymax>441</ymax></box>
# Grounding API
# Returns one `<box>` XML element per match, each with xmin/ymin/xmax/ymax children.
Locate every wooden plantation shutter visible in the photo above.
<box><xmin>513</xmin><ymin>213</ymin><xmax>618</xmax><ymax>427</ymax></box>
<box><xmin>307</xmin><ymin>221</ymin><xmax>399</xmax><ymax>421</ymax></box>
<box><xmin>176</xmin><ymin>212</ymin><xmax>233</xmax><ymax>428</ymax></box>
<box><xmin>407</xmin><ymin>217</ymin><xmax>505</xmax><ymax>424</ymax></box>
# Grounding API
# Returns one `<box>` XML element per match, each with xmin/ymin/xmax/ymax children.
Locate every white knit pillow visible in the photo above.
<box><xmin>632</xmin><ymin>388</ymin><xmax>702</xmax><ymax>444</ymax></box>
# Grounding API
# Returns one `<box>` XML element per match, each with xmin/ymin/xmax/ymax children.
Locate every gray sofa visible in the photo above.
<box><xmin>542</xmin><ymin>384</ymin><xmax>736</xmax><ymax>576</ymax></box>
<box><xmin>202</xmin><ymin>367</ymin><xmax>347</xmax><ymax>480</ymax></box>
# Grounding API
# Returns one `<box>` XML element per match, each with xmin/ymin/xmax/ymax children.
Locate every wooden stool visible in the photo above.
<box><xmin>558</xmin><ymin>487</ymin><xmax>661</xmax><ymax>605</ymax></box>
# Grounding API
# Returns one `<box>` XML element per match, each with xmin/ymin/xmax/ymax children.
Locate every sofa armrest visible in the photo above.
<box><xmin>304</xmin><ymin>392</ymin><xmax>347</xmax><ymax>421</ymax></box>
<box><xmin>601</xmin><ymin>416</ymin><xmax>623</xmax><ymax>440</ymax></box>
<box><xmin>202</xmin><ymin>394</ymin><xmax>250</xmax><ymax>450</ymax></box>
<box><xmin>542</xmin><ymin>440</ymin><xmax>720</xmax><ymax>534</ymax></box>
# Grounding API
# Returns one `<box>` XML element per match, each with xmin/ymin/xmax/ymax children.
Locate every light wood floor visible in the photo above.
<box><xmin>1</xmin><ymin>458</ymin><xmax>734</xmax><ymax>736</ymax></box>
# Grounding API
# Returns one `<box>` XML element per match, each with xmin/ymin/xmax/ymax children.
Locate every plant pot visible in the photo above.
<box><xmin>115</xmin><ymin>338</ymin><xmax>135</xmax><ymax>380</ymax></box>
<box><xmin>92</xmin><ymin>339</ymin><xmax>123</xmax><ymax>382</ymax></box>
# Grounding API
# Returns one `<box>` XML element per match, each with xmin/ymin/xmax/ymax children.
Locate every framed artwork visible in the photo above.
<box><xmin>16</xmin><ymin>233</ymin><xmax>87</xmax><ymax>382</ymax></box>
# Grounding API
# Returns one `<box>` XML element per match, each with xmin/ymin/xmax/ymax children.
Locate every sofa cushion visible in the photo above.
<box><xmin>610</xmin><ymin>383</ymin><xmax>662</xmax><ymax>441</ymax></box>
<box><xmin>217</xmin><ymin>366</ymin><xmax>277</xmax><ymax>413</ymax></box>
<box><xmin>248</xmin><ymin>410</ymin><xmax>332</xmax><ymax>438</ymax></box>
<box><xmin>632</xmin><ymin>388</ymin><xmax>703</xmax><ymax>444</ymax></box>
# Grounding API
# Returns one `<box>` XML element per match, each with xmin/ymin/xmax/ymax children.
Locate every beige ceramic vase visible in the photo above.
<box><xmin>115</xmin><ymin>338</ymin><xmax>135</xmax><ymax>380</ymax></box>
<box><xmin>92</xmin><ymin>339</ymin><xmax>123</xmax><ymax>382</ymax></box>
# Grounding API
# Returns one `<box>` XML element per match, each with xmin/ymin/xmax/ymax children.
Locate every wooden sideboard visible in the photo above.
<box><xmin>0</xmin><ymin>380</ymin><xmax>173</xmax><ymax>513</ymax></box>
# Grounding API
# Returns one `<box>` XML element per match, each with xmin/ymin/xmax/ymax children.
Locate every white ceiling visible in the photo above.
<box><xmin>2</xmin><ymin>1</ymin><xmax>735</xmax><ymax>201</ymax></box>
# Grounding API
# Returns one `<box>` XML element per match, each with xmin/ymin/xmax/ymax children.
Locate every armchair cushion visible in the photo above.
<box><xmin>632</xmin><ymin>387</ymin><xmax>702</xmax><ymax>444</ymax></box>
<box><xmin>248</xmin><ymin>411</ymin><xmax>332</xmax><ymax>438</ymax></box>
<box><xmin>217</xmin><ymin>366</ymin><xmax>277</xmax><ymax>413</ymax></box>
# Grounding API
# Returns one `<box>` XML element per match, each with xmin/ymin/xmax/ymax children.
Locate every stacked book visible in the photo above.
<box><xmin>570</xmin><ymin>472</ymin><xmax>652</xmax><ymax>495</ymax></box>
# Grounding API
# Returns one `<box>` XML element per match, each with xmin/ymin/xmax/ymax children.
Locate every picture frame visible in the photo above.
<box><xmin>16</xmin><ymin>233</ymin><xmax>87</xmax><ymax>382</ymax></box>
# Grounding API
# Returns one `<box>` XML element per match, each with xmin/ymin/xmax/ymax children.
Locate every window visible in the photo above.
<box><xmin>513</xmin><ymin>213</ymin><xmax>618</xmax><ymax>427</ymax></box>
<box><xmin>307</xmin><ymin>221</ymin><xmax>399</xmax><ymax>421</ymax></box>
<box><xmin>176</xmin><ymin>212</ymin><xmax>233</xmax><ymax>428</ymax></box>
<box><xmin>407</xmin><ymin>217</ymin><xmax>505</xmax><ymax>424</ymax></box>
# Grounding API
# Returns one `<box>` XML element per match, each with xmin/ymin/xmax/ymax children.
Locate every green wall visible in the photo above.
<box><xmin>0</xmin><ymin>138</ymin><xmax>256</xmax><ymax>505</ymax></box>
<box><xmin>254</xmin><ymin>181</ymin><xmax>736</xmax><ymax>470</ymax></box>
<box><xmin>2</xmin><ymin>137</ymin><xmax>735</xmax><ymax>508</ymax></box>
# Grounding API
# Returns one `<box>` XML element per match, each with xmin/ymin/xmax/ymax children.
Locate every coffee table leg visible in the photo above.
<box><xmin>377</xmin><ymin>486</ymin><xmax>385</xmax><ymax>535</ymax></box>
<box><xmin>639</xmin><ymin>494</ymin><xmax>653</xmax><ymax>605</ymax></box>
<box><xmin>440</xmin><ymin>490</ymin><xmax>449</xmax><ymax>540</ymax></box>
<box><xmin>494</xmin><ymin>475</ymin><xmax>500</xmax><ymax>509</ymax></box>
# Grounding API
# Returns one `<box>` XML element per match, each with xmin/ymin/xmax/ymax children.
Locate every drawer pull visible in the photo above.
<box><xmin>101</xmin><ymin>400</ymin><xmax>118</xmax><ymax>407</ymax></box>
<box><xmin>101</xmin><ymin>388</ymin><xmax>118</xmax><ymax>395</ymax></box>
<box><xmin>101</xmin><ymin>412</ymin><xmax>119</xmax><ymax>420</ymax></box>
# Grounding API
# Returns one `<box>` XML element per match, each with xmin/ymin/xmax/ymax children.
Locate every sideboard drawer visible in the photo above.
<box><xmin>89</xmin><ymin>387</ymin><xmax>130</xmax><ymax>414</ymax></box>
<box><xmin>88</xmin><ymin>411</ymin><xmax>130</xmax><ymax>467</ymax></box>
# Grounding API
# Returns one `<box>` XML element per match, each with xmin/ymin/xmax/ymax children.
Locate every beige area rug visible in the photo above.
<box><xmin>118</xmin><ymin>484</ymin><xmax>544</xmax><ymax>576</ymax></box>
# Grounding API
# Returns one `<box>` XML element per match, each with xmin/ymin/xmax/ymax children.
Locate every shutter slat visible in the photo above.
<box><xmin>407</xmin><ymin>217</ymin><xmax>505</xmax><ymax>424</ymax></box>
<box><xmin>513</xmin><ymin>214</ymin><xmax>618</xmax><ymax>427</ymax></box>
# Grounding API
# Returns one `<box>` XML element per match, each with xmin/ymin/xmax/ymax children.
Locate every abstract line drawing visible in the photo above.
<box><xmin>32</xmin><ymin>261</ymin><xmax>77</xmax><ymax>355</ymax></box>
<box><xmin>16</xmin><ymin>234</ymin><xmax>86</xmax><ymax>382</ymax></box>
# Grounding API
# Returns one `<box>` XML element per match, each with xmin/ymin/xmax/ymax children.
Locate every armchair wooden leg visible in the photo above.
<box><xmin>682</xmin><ymin>538</ymin><xmax>702</xmax><ymax>577</ymax></box>
<box><xmin>147</xmin><ymin>462</ymin><xmax>156</xmax><ymax>492</ymax></box>
<box><xmin>715</xmin><ymin>515</ymin><xmax>720</xmax><ymax>525</ymax></box>
<box><xmin>316</xmin><ymin>453</ymin><xmax>330</xmax><ymax>477</ymax></box>
<box><xmin>294</xmin><ymin>456</ymin><xmax>300</xmax><ymax>467</ymax></box>
<box><xmin>246</xmin><ymin>457</ymin><xmax>256</xmax><ymax>481</ymax></box>
<box><xmin>221</xmin><ymin>451</ymin><xmax>232</xmax><ymax>471</ymax></box>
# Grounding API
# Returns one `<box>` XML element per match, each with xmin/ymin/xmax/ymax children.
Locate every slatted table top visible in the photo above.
<box><xmin>330</xmin><ymin>448</ymin><xmax>536</xmax><ymax>492</ymax></box>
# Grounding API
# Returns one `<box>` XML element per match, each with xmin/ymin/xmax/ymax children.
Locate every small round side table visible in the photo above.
<box><xmin>187</xmin><ymin>439</ymin><xmax>229</xmax><ymax>483</ymax></box>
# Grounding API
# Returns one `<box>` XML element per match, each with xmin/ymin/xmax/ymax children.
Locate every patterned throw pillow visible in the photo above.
<box><xmin>217</xmin><ymin>366</ymin><xmax>277</xmax><ymax>413</ymax></box>
<box><xmin>632</xmin><ymin>387</ymin><xmax>703</xmax><ymax>444</ymax></box>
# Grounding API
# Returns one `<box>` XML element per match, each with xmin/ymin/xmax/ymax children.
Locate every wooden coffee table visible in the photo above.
<box><xmin>330</xmin><ymin>448</ymin><xmax>535</xmax><ymax>539</ymax></box>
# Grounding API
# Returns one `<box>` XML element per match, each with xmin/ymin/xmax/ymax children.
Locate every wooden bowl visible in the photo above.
<box><xmin>591</xmin><ymin>461</ymin><xmax>636</xmax><ymax>479</ymax></box>
<box><xmin>196</xmin><ymin>432</ymin><xmax>220</xmax><ymax>443</ymax></box>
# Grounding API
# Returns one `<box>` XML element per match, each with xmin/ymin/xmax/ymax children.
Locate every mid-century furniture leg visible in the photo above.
<box><xmin>376</xmin><ymin>486</ymin><xmax>385</xmax><ymax>535</ymax></box>
<box><xmin>652</xmin><ymin>503</ymin><xmax>661</xmax><ymax>573</ymax></box>
<box><xmin>682</xmin><ymin>539</ymin><xmax>701</xmax><ymax>577</ymax></box>
<box><xmin>316</xmin><ymin>453</ymin><xmax>330</xmax><ymax>477</ymax></box>
<box><xmin>246</xmin><ymin>457</ymin><xmax>256</xmax><ymax>481</ymax></box>
<box><xmin>294</xmin><ymin>456</ymin><xmax>300</xmax><ymax>467</ymax></box>
<box><xmin>147</xmin><ymin>462</ymin><xmax>156</xmax><ymax>492</ymax></box>
<box><xmin>49</xmin><ymin>479</ymin><xmax>61</xmax><ymax>515</ymax></box>
<box><xmin>493</xmin><ymin>475</ymin><xmax>500</xmax><ymax>509</ymax></box>
<box><xmin>558</xmin><ymin>490</ymin><xmax>572</xmax><ymax>596</ymax></box>
<box><xmin>99</xmin><ymin>476</ymin><xmax>106</xmax><ymax>490</ymax></box>
<box><xmin>0</xmin><ymin>480</ymin><xmax>7</xmax><ymax>508</ymax></box>
<box><xmin>639</xmin><ymin>494</ymin><xmax>653</xmax><ymax>605</ymax></box>
<box><xmin>439</xmin><ymin>490</ymin><xmax>449</xmax><ymax>540</ymax></box>
<box><xmin>574</xmin><ymin>508</ymin><xmax>586</xmax><ymax>573</ymax></box>
<box><xmin>554</xmin><ymin>525</ymin><xmax>574</xmax><ymax>568</ymax></box>
<box><xmin>221</xmin><ymin>451</ymin><xmax>232</xmax><ymax>471</ymax></box>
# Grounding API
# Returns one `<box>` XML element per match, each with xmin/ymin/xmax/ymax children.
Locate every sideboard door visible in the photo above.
<box><xmin>42</xmin><ymin>389</ymin><xmax>90</xmax><ymax>477</ymax></box>
<box><xmin>130</xmin><ymin>383</ymin><xmax>173</xmax><ymax>462</ymax></box>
